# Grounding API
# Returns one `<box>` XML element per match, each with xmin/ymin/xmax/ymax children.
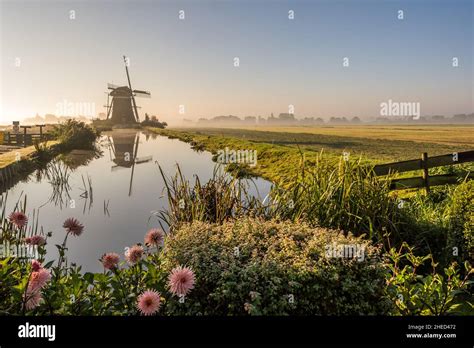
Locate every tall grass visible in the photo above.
<box><xmin>157</xmin><ymin>150</ymin><xmax>471</xmax><ymax>260</ymax></box>
<box><xmin>269</xmin><ymin>153</ymin><xmax>402</xmax><ymax>243</ymax></box>
<box><xmin>156</xmin><ymin>163</ymin><xmax>268</xmax><ymax>230</ymax></box>
<box><xmin>157</xmin><ymin>153</ymin><xmax>409</xmax><ymax>246</ymax></box>
<box><xmin>0</xmin><ymin>192</ymin><xmax>41</xmax><ymax>244</ymax></box>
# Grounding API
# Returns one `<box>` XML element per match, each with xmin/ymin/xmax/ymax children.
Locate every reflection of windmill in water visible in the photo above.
<box><xmin>104</xmin><ymin>56</ymin><xmax>151</xmax><ymax>124</ymax></box>
<box><xmin>107</xmin><ymin>132</ymin><xmax>152</xmax><ymax>196</ymax></box>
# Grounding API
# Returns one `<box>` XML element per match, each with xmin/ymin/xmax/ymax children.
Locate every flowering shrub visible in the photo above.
<box><xmin>162</xmin><ymin>218</ymin><xmax>393</xmax><ymax>315</ymax></box>
<box><xmin>0</xmin><ymin>217</ymin><xmax>194</xmax><ymax>316</ymax></box>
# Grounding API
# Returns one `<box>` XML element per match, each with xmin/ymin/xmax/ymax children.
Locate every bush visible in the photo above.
<box><xmin>162</xmin><ymin>218</ymin><xmax>393</xmax><ymax>315</ymax></box>
<box><xmin>400</xmin><ymin>180</ymin><xmax>473</xmax><ymax>265</ymax></box>
<box><xmin>52</xmin><ymin>119</ymin><xmax>98</xmax><ymax>150</ymax></box>
<box><xmin>385</xmin><ymin>243</ymin><xmax>473</xmax><ymax>315</ymax></box>
<box><xmin>446</xmin><ymin>180</ymin><xmax>474</xmax><ymax>262</ymax></box>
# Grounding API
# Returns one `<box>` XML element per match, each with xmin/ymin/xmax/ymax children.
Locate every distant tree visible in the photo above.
<box><xmin>140</xmin><ymin>114</ymin><xmax>167</xmax><ymax>128</ymax></box>
<box><xmin>351</xmin><ymin>116</ymin><xmax>361</xmax><ymax>124</ymax></box>
<box><xmin>278</xmin><ymin>113</ymin><xmax>295</xmax><ymax>121</ymax></box>
<box><xmin>244</xmin><ymin>116</ymin><xmax>257</xmax><ymax>124</ymax></box>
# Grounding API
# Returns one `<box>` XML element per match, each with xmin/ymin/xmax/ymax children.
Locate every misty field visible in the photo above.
<box><xmin>234</xmin><ymin>125</ymin><xmax>474</xmax><ymax>147</ymax></box>
<box><xmin>149</xmin><ymin>125</ymin><xmax>473</xmax><ymax>184</ymax></box>
<box><xmin>179</xmin><ymin>125</ymin><xmax>474</xmax><ymax>160</ymax></box>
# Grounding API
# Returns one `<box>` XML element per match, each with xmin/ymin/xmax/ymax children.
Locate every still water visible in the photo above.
<box><xmin>3</xmin><ymin>130</ymin><xmax>272</xmax><ymax>272</ymax></box>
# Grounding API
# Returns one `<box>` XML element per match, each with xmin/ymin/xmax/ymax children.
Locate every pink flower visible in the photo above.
<box><xmin>137</xmin><ymin>290</ymin><xmax>161</xmax><ymax>316</ymax></box>
<box><xmin>144</xmin><ymin>228</ymin><xmax>165</xmax><ymax>247</ymax></box>
<box><xmin>168</xmin><ymin>266</ymin><xmax>196</xmax><ymax>296</ymax></box>
<box><xmin>31</xmin><ymin>260</ymin><xmax>42</xmax><ymax>272</ymax></box>
<box><xmin>25</xmin><ymin>235</ymin><xmax>46</xmax><ymax>246</ymax></box>
<box><xmin>100</xmin><ymin>252</ymin><xmax>120</xmax><ymax>270</ymax></box>
<box><xmin>9</xmin><ymin>211</ymin><xmax>28</xmax><ymax>228</ymax></box>
<box><xmin>125</xmin><ymin>245</ymin><xmax>144</xmax><ymax>264</ymax></box>
<box><xmin>244</xmin><ymin>302</ymin><xmax>253</xmax><ymax>314</ymax></box>
<box><xmin>63</xmin><ymin>218</ymin><xmax>84</xmax><ymax>236</ymax></box>
<box><xmin>24</xmin><ymin>287</ymin><xmax>42</xmax><ymax>310</ymax></box>
<box><xmin>29</xmin><ymin>268</ymin><xmax>51</xmax><ymax>291</ymax></box>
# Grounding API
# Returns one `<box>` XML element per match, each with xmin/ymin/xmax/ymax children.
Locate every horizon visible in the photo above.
<box><xmin>1</xmin><ymin>0</ymin><xmax>473</xmax><ymax>124</ymax></box>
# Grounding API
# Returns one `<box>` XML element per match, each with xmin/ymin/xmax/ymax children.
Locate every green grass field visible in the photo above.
<box><xmin>149</xmin><ymin>125</ymin><xmax>473</xmax><ymax>185</ymax></box>
<box><xmin>183</xmin><ymin>125</ymin><xmax>473</xmax><ymax>160</ymax></box>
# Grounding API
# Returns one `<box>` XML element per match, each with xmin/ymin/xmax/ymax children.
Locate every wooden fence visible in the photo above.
<box><xmin>373</xmin><ymin>150</ymin><xmax>474</xmax><ymax>192</ymax></box>
<box><xmin>2</xmin><ymin>133</ymin><xmax>47</xmax><ymax>147</ymax></box>
<box><xmin>1</xmin><ymin>125</ymin><xmax>47</xmax><ymax>147</ymax></box>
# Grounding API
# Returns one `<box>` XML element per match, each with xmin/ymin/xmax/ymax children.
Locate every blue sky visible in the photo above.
<box><xmin>1</xmin><ymin>0</ymin><xmax>472</xmax><ymax>123</ymax></box>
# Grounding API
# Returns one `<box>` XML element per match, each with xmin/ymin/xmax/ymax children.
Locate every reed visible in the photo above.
<box><xmin>156</xmin><ymin>163</ymin><xmax>268</xmax><ymax>230</ymax></box>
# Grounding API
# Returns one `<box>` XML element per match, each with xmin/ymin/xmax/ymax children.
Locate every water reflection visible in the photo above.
<box><xmin>107</xmin><ymin>131</ymin><xmax>152</xmax><ymax>196</ymax></box>
<box><xmin>42</xmin><ymin>160</ymin><xmax>72</xmax><ymax>209</ymax></box>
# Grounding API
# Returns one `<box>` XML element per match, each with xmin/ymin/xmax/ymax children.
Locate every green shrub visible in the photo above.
<box><xmin>385</xmin><ymin>243</ymin><xmax>474</xmax><ymax>315</ymax></box>
<box><xmin>401</xmin><ymin>180</ymin><xmax>473</xmax><ymax>265</ymax></box>
<box><xmin>446</xmin><ymin>180</ymin><xmax>474</xmax><ymax>262</ymax></box>
<box><xmin>162</xmin><ymin>218</ymin><xmax>393</xmax><ymax>315</ymax></box>
<box><xmin>52</xmin><ymin>119</ymin><xmax>98</xmax><ymax>150</ymax></box>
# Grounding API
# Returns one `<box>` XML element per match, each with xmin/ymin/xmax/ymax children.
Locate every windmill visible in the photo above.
<box><xmin>106</xmin><ymin>131</ymin><xmax>153</xmax><ymax>196</ymax></box>
<box><xmin>105</xmin><ymin>56</ymin><xmax>151</xmax><ymax>124</ymax></box>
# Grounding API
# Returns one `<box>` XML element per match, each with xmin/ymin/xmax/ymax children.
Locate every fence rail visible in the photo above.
<box><xmin>373</xmin><ymin>150</ymin><xmax>474</xmax><ymax>191</ymax></box>
<box><xmin>1</xmin><ymin>133</ymin><xmax>45</xmax><ymax>147</ymax></box>
<box><xmin>373</xmin><ymin>150</ymin><xmax>474</xmax><ymax>176</ymax></box>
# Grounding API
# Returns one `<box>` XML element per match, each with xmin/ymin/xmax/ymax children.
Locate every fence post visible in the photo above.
<box><xmin>421</xmin><ymin>152</ymin><xmax>430</xmax><ymax>194</ymax></box>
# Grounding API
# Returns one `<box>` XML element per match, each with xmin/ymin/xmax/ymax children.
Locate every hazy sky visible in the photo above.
<box><xmin>1</xmin><ymin>0</ymin><xmax>473</xmax><ymax>124</ymax></box>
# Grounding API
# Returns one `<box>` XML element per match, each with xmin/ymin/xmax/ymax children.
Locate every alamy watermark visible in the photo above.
<box><xmin>55</xmin><ymin>99</ymin><xmax>96</xmax><ymax>118</ymax></box>
<box><xmin>380</xmin><ymin>99</ymin><xmax>420</xmax><ymax>120</ymax></box>
<box><xmin>325</xmin><ymin>243</ymin><xmax>366</xmax><ymax>262</ymax></box>
<box><xmin>0</xmin><ymin>241</ymin><xmax>39</xmax><ymax>259</ymax></box>
<box><xmin>216</xmin><ymin>147</ymin><xmax>257</xmax><ymax>167</ymax></box>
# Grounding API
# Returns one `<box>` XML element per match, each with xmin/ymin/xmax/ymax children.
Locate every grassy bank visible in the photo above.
<box><xmin>148</xmin><ymin>127</ymin><xmax>352</xmax><ymax>183</ymax></box>
<box><xmin>147</xmin><ymin>127</ymin><xmax>472</xmax><ymax>185</ymax></box>
<box><xmin>0</xmin><ymin>141</ymin><xmax>59</xmax><ymax>169</ymax></box>
<box><xmin>0</xmin><ymin>120</ymin><xmax>99</xmax><ymax>186</ymax></box>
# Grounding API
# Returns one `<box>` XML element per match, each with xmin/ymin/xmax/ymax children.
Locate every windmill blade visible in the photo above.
<box><xmin>123</xmin><ymin>55</ymin><xmax>140</xmax><ymax>122</ymax></box>
<box><xmin>133</xmin><ymin>89</ymin><xmax>151</xmax><ymax>97</ymax></box>
<box><xmin>111</xmin><ymin>165</ymin><xmax>128</xmax><ymax>172</ymax></box>
<box><xmin>135</xmin><ymin>155</ymin><xmax>153</xmax><ymax>164</ymax></box>
<box><xmin>133</xmin><ymin>89</ymin><xmax>150</xmax><ymax>94</ymax></box>
<box><xmin>106</xmin><ymin>97</ymin><xmax>114</xmax><ymax>119</ymax></box>
<box><xmin>133</xmin><ymin>92</ymin><xmax>151</xmax><ymax>98</ymax></box>
<box><xmin>107</xmin><ymin>83</ymin><xmax>121</xmax><ymax>89</ymax></box>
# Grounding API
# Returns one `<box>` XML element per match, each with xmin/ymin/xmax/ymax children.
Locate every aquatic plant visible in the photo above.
<box><xmin>156</xmin><ymin>163</ymin><xmax>267</xmax><ymax>229</ymax></box>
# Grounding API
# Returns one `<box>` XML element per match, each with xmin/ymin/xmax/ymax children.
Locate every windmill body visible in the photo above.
<box><xmin>109</xmin><ymin>86</ymin><xmax>136</xmax><ymax>124</ymax></box>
